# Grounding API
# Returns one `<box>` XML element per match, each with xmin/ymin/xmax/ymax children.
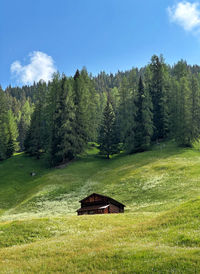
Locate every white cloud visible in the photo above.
<box><xmin>168</xmin><ymin>1</ymin><xmax>200</xmax><ymax>31</ymax></box>
<box><xmin>11</xmin><ymin>51</ymin><xmax>56</xmax><ymax>85</ymax></box>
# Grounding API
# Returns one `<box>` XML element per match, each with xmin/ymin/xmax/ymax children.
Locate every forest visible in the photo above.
<box><xmin>1</xmin><ymin>54</ymin><xmax>200</xmax><ymax>166</ymax></box>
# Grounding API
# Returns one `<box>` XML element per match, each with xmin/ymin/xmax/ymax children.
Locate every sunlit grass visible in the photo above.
<box><xmin>0</xmin><ymin>141</ymin><xmax>200</xmax><ymax>272</ymax></box>
<box><xmin>0</xmin><ymin>199</ymin><xmax>200</xmax><ymax>273</ymax></box>
<box><xmin>1</xmin><ymin>141</ymin><xmax>200</xmax><ymax>220</ymax></box>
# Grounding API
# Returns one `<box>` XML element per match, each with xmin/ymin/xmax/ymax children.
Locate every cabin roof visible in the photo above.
<box><xmin>77</xmin><ymin>204</ymin><xmax>109</xmax><ymax>212</ymax></box>
<box><xmin>79</xmin><ymin>193</ymin><xmax>126</xmax><ymax>207</ymax></box>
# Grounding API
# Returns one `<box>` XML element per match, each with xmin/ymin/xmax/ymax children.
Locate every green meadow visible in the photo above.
<box><xmin>0</xmin><ymin>142</ymin><xmax>200</xmax><ymax>273</ymax></box>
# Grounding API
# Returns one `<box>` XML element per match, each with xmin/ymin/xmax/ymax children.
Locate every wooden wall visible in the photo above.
<box><xmin>109</xmin><ymin>204</ymin><xmax>120</xmax><ymax>213</ymax></box>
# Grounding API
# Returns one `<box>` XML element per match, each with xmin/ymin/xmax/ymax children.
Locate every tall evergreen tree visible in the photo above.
<box><xmin>133</xmin><ymin>76</ymin><xmax>153</xmax><ymax>152</ymax></box>
<box><xmin>73</xmin><ymin>69</ymin><xmax>90</xmax><ymax>154</ymax></box>
<box><xmin>123</xmin><ymin>88</ymin><xmax>136</xmax><ymax>153</ymax></box>
<box><xmin>168</xmin><ymin>78</ymin><xmax>179</xmax><ymax>139</ymax></box>
<box><xmin>118</xmin><ymin>77</ymin><xmax>132</xmax><ymax>143</ymax></box>
<box><xmin>0</xmin><ymin>88</ymin><xmax>9</xmax><ymax>160</ymax></box>
<box><xmin>18</xmin><ymin>100</ymin><xmax>33</xmax><ymax>151</ymax></box>
<box><xmin>48</xmin><ymin>75</ymin><xmax>76</xmax><ymax>166</ymax></box>
<box><xmin>6</xmin><ymin>110</ymin><xmax>19</xmax><ymax>157</ymax></box>
<box><xmin>0</xmin><ymin>89</ymin><xmax>18</xmax><ymax>159</ymax></box>
<box><xmin>189</xmin><ymin>75</ymin><xmax>200</xmax><ymax>142</ymax></box>
<box><xmin>24</xmin><ymin>81</ymin><xmax>47</xmax><ymax>158</ymax></box>
<box><xmin>79</xmin><ymin>68</ymin><xmax>99</xmax><ymax>141</ymax></box>
<box><xmin>174</xmin><ymin>76</ymin><xmax>191</xmax><ymax>146</ymax></box>
<box><xmin>149</xmin><ymin>55</ymin><xmax>169</xmax><ymax>140</ymax></box>
<box><xmin>98</xmin><ymin>95</ymin><xmax>120</xmax><ymax>159</ymax></box>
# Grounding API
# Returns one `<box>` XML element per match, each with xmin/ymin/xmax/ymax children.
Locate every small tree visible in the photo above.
<box><xmin>98</xmin><ymin>95</ymin><xmax>120</xmax><ymax>159</ymax></box>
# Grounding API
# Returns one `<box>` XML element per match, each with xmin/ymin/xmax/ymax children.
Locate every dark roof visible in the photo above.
<box><xmin>77</xmin><ymin>204</ymin><xmax>109</xmax><ymax>212</ymax></box>
<box><xmin>79</xmin><ymin>193</ymin><xmax>125</xmax><ymax>207</ymax></box>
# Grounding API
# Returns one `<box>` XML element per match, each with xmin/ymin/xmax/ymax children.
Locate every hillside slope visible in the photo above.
<box><xmin>0</xmin><ymin>142</ymin><xmax>200</xmax><ymax>272</ymax></box>
<box><xmin>1</xmin><ymin>142</ymin><xmax>200</xmax><ymax>220</ymax></box>
<box><xmin>0</xmin><ymin>198</ymin><xmax>199</xmax><ymax>273</ymax></box>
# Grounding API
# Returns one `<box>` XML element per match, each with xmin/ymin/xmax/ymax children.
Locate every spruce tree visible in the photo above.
<box><xmin>133</xmin><ymin>76</ymin><xmax>153</xmax><ymax>152</ymax></box>
<box><xmin>46</xmin><ymin>73</ymin><xmax>63</xmax><ymax>165</ymax></box>
<box><xmin>118</xmin><ymin>77</ymin><xmax>132</xmax><ymax>143</ymax></box>
<box><xmin>73</xmin><ymin>69</ymin><xmax>91</xmax><ymax>154</ymax></box>
<box><xmin>123</xmin><ymin>87</ymin><xmax>136</xmax><ymax>153</ymax></box>
<box><xmin>174</xmin><ymin>76</ymin><xmax>191</xmax><ymax>146</ymax></box>
<box><xmin>6</xmin><ymin>110</ymin><xmax>19</xmax><ymax>157</ymax></box>
<box><xmin>188</xmin><ymin>75</ymin><xmax>200</xmax><ymax>143</ymax></box>
<box><xmin>98</xmin><ymin>95</ymin><xmax>120</xmax><ymax>159</ymax></box>
<box><xmin>0</xmin><ymin>89</ymin><xmax>9</xmax><ymax>160</ymax></box>
<box><xmin>149</xmin><ymin>55</ymin><xmax>169</xmax><ymax>141</ymax></box>
<box><xmin>78</xmin><ymin>68</ymin><xmax>99</xmax><ymax>141</ymax></box>
<box><xmin>24</xmin><ymin>81</ymin><xmax>47</xmax><ymax>158</ymax></box>
<box><xmin>168</xmin><ymin>78</ymin><xmax>179</xmax><ymax>139</ymax></box>
<box><xmin>18</xmin><ymin>100</ymin><xmax>32</xmax><ymax>151</ymax></box>
<box><xmin>48</xmin><ymin>75</ymin><xmax>76</xmax><ymax>166</ymax></box>
<box><xmin>0</xmin><ymin>90</ymin><xmax>18</xmax><ymax>159</ymax></box>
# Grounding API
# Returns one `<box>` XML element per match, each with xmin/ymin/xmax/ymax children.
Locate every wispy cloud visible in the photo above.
<box><xmin>167</xmin><ymin>1</ymin><xmax>200</xmax><ymax>32</ymax></box>
<box><xmin>11</xmin><ymin>51</ymin><xmax>56</xmax><ymax>85</ymax></box>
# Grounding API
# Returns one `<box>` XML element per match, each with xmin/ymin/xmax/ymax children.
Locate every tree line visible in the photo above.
<box><xmin>1</xmin><ymin>55</ymin><xmax>200</xmax><ymax>164</ymax></box>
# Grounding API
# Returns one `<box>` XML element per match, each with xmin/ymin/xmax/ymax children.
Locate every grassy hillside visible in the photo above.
<box><xmin>0</xmin><ymin>142</ymin><xmax>200</xmax><ymax>272</ymax></box>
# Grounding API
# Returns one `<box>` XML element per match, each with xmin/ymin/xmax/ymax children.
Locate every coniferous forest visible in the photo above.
<box><xmin>1</xmin><ymin>55</ymin><xmax>200</xmax><ymax>165</ymax></box>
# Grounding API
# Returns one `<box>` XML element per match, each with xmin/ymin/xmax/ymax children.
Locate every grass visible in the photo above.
<box><xmin>0</xmin><ymin>141</ymin><xmax>200</xmax><ymax>272</ymax></box>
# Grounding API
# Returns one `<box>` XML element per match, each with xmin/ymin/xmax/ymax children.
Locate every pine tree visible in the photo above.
<box><xmin>6</xmin><ymin>110</ymin><xmax>19</xmax><ymax>157</ymax></box>
<box><xmin>174</xmin><ymin>76</ymin><xmax>191</xmax><ymax>146</ymax></box>
<box><xmin>48</xmin><ymin>75</ymin><xmax>76</xmax><ymax>166</ymax></box>
<box><xmin>149</xmin><ymin>55</ymin><xmax>169</xmax><ymax>140</ymax></box>
<box><xmin>59</xmin><ymin>77</ymin><xmax>76</xmax><ymax>161</ymax></box>
<box><xmin>18</xmin><ymin>100</ymin><xmax>32</xmax><ymax>151</ymax></box>
<box><xmin>0</xmin><ymin>90</ymin><xmax>18</xmax><ymax>159</ymax></box>
<box><xmin>24</xmin><ymin>81</ymin><xmax>47</xmax><ymax>158</ymax></box>
<box><xmin>133</xmin><ymin>76</ymin><xmax>153</xmax><ymax>152</ymax></box>
<box><xmin>168</xmin><ymin>78</ymin><xmax>179</xmax><ymax>139</ymax></box>
<box><xmin>45</xmin><ymin>73</ymin><xmax>62</xmax><ymax>165</ymax></box>
<box><xmin>118</xmin><ymin>77</ymin><xmax>132</xmax><ymax>143</ymax></box>
<box><xmin>98</xmin><ymin>95</ymin><xmax>120</xmax><ymax>159</ymax></box>
<box><xmin>46</xmin><ymin>70</ymin><xmax>98</xmax><ymax>166</ymax></box>
<box><xmin>79</xmin><ymin>68</ymin><xmax>99</xmax><ymax>141</ymax></box>
<box><xmin>188</xmin><ymin>75</ymin><xmax>200</xmax><ymax>143</ymax></box>
<box><xmin>73</xmin><ymin>69</ymin><xmax>91</xmax><ymax>154</ymax></box>
<box><xmin>123</xmin><ymin>88</ymin><xmax>136</xmax><ymax>153</ymax></box>
<box><xmin>0</xmin><ymin>88</ymin><xmax>9</xmax><ymax>160</ymax></box>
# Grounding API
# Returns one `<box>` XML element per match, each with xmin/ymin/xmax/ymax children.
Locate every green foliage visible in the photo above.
<box><xmin>126</xmin><ymin>76</ymin><xmax>153</xmax><ymax>153</ymax></box>
<box><xmin>48</xmin><ymin>74</ymin><xmax>76</xmax><ymax>166</ymax></box>
<box><xmin>24</xmin><ymin>81</ymin><xmax>47</xmax><ymax>158</ymax></box>
<box><xmin>3</xmin><ymin>55</ymin><xmax>200</xmax><ymax>162</ymax></box>
<box><xmin>98</xmin><ymin>95</ymin><xmax>120</xmax><ymax>159</ymax></box>
<box><xmin>175</xmin><ymin>76</ymin><xmax>191</xmax><ymax>146</ymax></box>
<box><xmin>18</xmin><ymin>100</ymin><xmax>33</xmax><ymax>151</ymax></box>
<box><xmin>118</xmin><ymin>77</ymin><xmax>133</xmax><ymax>143</ymax></box>
<box><xmin>46</xmin><ymin>70</ymin><xmax>99</xmax><ymax>166</ymax></box>
<box><xmin>73</xmin><ymin>69</ymin><xmax>92</xmax><ymax>154</ymax></box>
<box><xmin>6</xmin><ymin>110</ymin><xmax>19</xmax><ymax>156</ymax></box>
<box><xmin>0</xmin><ymin>89</ymin><xmax>9</xmax><ymax>160</ymax></box>
<box><xmin>188</xmin><ymin>75</ymin><xmax>200</xmax><ymax>142</ymax></box>
<box><xmin>0</xmin><ymin>89</ymin><xmax>19</xmax><ymax>159</ymax></box>
<box><xmin>149</xmin><ymin>55</ymin><xmax>169</xmax><ymax>140</ymax></box>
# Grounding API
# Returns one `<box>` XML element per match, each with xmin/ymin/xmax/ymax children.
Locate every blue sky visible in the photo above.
<box><xmin>1</xmin><ymin>0</ymin><xmax>200</xmax><ymax>88</ymax></box>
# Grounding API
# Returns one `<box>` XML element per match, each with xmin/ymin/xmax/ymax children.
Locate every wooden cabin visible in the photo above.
<box><xmin>77</xmin><ymin>193</ymin><xmax>125</xmax><ymax>215</ymax></box>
